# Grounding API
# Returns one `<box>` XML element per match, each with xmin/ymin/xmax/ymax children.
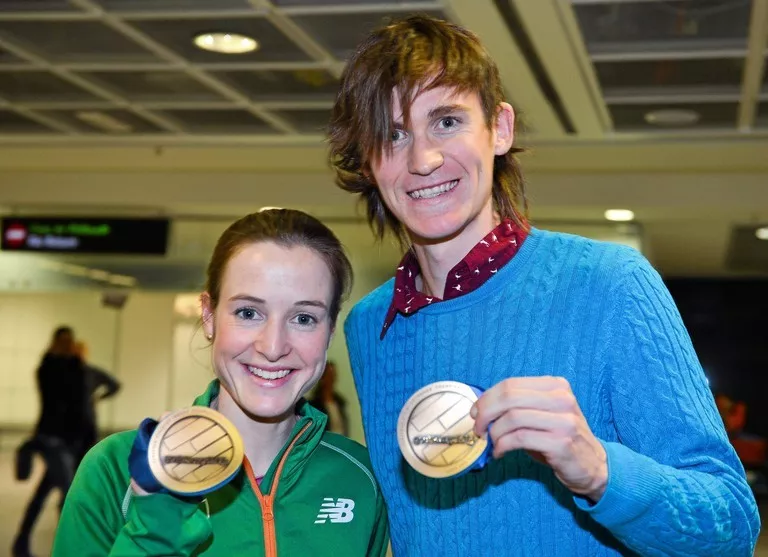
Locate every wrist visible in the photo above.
<box><xmin>585</xmin><ymin>449</ymin><xmax>608</xmax><ymax>503</ymax></box>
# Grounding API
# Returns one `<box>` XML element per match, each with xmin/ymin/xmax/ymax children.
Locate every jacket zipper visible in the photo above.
<box><xmin>245</xmin><ymin>421</ymin><xmax>312</xmax><ymax>557</ymax></box>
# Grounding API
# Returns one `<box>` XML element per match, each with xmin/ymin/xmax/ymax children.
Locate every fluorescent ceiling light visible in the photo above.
<box><xmin>644</xmin><ymin>109</ymin><xmax>700</xmax><ymax>126</ymax></box>
<box><xmin>76</xmin><ymin>111</ymin><xmax>133</xmax><ymax>133</ymax></box>
<box><xmin>193</xmin><ymin>32</ymin><xmax>258</xmax><ymax>54</ymax></box>
<box><xmin>604</xmin><ymin>209</ymin><xmax>635</xmax><ymax>222</ymax></box>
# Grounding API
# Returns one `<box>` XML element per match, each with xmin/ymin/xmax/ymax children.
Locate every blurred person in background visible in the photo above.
<box><xmin>329</xmin><ymin>14</ymin><xmax>759</xmax><ymax>556</ymax></box>
<box><xmin>309</xmin><ymin>360</ymin><xmax>350</xmax><ymax>436</ymax></box>
<box><xmin>12</xmin><ymin>326</ymin><xmax>85</xmax><ymax>557</ymax></box>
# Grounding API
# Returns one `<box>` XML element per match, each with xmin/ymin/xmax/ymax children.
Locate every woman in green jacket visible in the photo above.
<box><xmin>52</xmin><ymin>209</ymin><xmax>389</xmax><ymax>557</ymax></box>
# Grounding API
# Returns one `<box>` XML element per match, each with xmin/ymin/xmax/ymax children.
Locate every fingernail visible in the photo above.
<box><xmin>470</xmin><ymin>404</ymin><xmax>477</xmax><ymax>419</ymax></box>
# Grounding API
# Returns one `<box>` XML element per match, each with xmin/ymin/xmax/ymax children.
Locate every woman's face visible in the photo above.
<box><xmin>202</xmin><ymin>241</ymin><xmax>335</xmax><ymax>422</ymax></box>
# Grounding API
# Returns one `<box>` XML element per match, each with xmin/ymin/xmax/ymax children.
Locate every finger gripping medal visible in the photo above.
<box><xmin>147</xmin><ymin>407</ymin><xmax>244</xmax><ymax>496</ymax></box>
<box><xmin>398</xmin><ymin>381</ymin><xmax>492</xmax><ymax>479</ymax></box>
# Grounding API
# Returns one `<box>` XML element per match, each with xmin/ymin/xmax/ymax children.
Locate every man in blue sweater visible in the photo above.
<box><xmin>328</xmin><ymin>14</ymin><xmax>759</xmax><ymax>557</ymax></box>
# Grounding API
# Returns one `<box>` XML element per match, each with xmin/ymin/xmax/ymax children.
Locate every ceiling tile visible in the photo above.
<box><xmin>596</xmin><ymin>58</ymin><xmax>744</xmax><ymax>97</ymax></box>
<box><xmin>0</xmin><ymin>109</ymin><xmax>54</xmax><ymax>132</ymax></box>
<box><xmin>94</xmin><ymin>0</ymin><xmax>252</xmax><ymax>11</ymax></box>
<box><xmin>290</xmin><ymin>10</ymin><xmax>446</xmax><ymax>60</ymax></box>
<box><xmin>574</xmin><ymin>0</ymin><xmax>752</xmax><ymax>54</ymax></box>
<box><xmin>609</xmin><ymin>102</ymin><xmax>737</xmax><ymax>131</ymax></box>
<box><xmin>213</xmin><ymin>69</ymin><xmax>338</xmax><ymax>101</ymax></box>
<box><xmin>763</xmin><ymin>57</ymin><xmax>768</xmax><ymax>88</ymax></box>
<box><xmin>0</xmin><ymin>21</ymin><xmax>161</xmax><ymax>63</ymax></box>
<box><xmin>37</xmin><ymin>109</ymin><xmax>166</xmax><ymax>134</ymax></box>
<box><xmin>79</xmin><ymin>71</ymin><xmax>225</xmax><ymax>102</ymax></box>
<box><xmin>0</xmin><ymin>46</ymin><xmax>25</xmax><ymax>65</ymax></box>
<box><xmin>0</xmin><ymin>0</ymin><xmax>80</xmax><ymax>11</ymax></box>
<box><xmin>726</xmin><ymin>225</ymin><xmax>768</xmax><ymax>272</ymax></box>
<box><xmin>158</xmin><ymin>108</ymin><xmax>279</xmax><ymax>133</ymax></box>
<box><xmin>756</xmin><ymin>102</ymin><xmax>768</xmax><ymax>128</ymax></box>
<box><xmin>270</xmin><ymin>108</ymin><xmax>330</xmax><ymax>133</ymax></box>
<box><xmin>132</xmin><ymin>17</ymin><xmax>312</xmax><ymax>63</ymax></box>
<box><xmin>0</xmin><ymin>72</ymin><xmax>99</xmax><ymax>102</ymax></box>
<box><xmin>273</xmin><ymin>0</ymin><xmax>421</xmax><ymax>5</ymax></box>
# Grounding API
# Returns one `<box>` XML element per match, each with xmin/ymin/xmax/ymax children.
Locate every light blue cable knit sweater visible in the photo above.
<box><xmin>344</xmin><ymin>228</ymin><xmax>759</xmax><ymax>556</ymax></box>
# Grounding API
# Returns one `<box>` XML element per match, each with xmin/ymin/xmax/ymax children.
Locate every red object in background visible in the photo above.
<box><xmin>726</xmin><ymin>402</ymin><xmax>747</xmax><ymax>433</ymax></box>
<box><xmin>4</xmin><ymin>223</ymin><xmax>27</xmax><ymax>248</ymax></box>
<box><xmin>732</xmin><ymin>436</ymin><xmax>767</xmax><ymax>468</ymax></box>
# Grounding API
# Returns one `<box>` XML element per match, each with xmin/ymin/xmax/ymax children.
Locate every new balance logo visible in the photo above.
<box><xmin>314</xmin><ymin>498</ymin><xmax>355</xmax><ymax>524</ymax></box>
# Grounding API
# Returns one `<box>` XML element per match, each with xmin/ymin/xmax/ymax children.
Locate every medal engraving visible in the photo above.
<box><xmin>398</xmin><ymin>381</ymin><xmax>489</xmax><ymax>479</ymax></box>
<box><xmin>412</xmin><ymin>433</ymin><xmax>479</xmax><ymax>446</ymax></box>
<box><xmin>148</xmin><ymin>406</ymin><xmax>244</xmax><ymax>495</ymax></box>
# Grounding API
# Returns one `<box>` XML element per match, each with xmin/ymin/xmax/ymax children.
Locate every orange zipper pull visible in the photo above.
<box><xmin>262</xmin><ymin>495</ymin><xmax>274</xmax><ymax>522</ymax></box>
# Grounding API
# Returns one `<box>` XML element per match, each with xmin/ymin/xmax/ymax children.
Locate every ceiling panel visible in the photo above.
<box><xmin>763</xmin><ymin>57</ymin><xmax>768</xmax><ymax>89</ymax></box>
<box><xmin>0</xmin><ymin>109</ymin><xmax>52</xmax><ymax>132</ymax></box>
<box><xmin>158</xmin><ymin>108</ymin><xmax>278</xmax><ymax>133</ymax></box>
<box><xmin>270</xmin><ymin>108</ymin><xmax>330</xmax><ymax>133</ymax></box>
<box><xmin>596</xmin><ymin>58</ymin><xmax>744</xmax><ymax>96</ymax></box>
<box><xmin>131</xmin><ymin>17</ymin><xmax>312</xmax><ymax>63</ymax></box>
<box><xmin>37</xmin><ymin>109</ymin><xmax>167</xmax><ymax>134</ymax></box>
<box><xmin>0</xmin><ymin>72</ymin><xmax>98</xmax><ymax>102</ymax></box>
<box><xmin>0</xmin><ymin>21</ymin><xmax>160</xmax><ymax>63</ymax></box>
<box><xmin>274</xmin><ymin>0</ymin><xmax>419</xmax><ymax>5</ymax></box>
<box><xmin>0</xmin><ymin>46</ymin><xmax>24</xmax><ymax>65</ymax></box>
<box><xmin>726</xmin><ymin>224</ymin><xmax>768</xmax><ymax>272</ymax></box>
<box><xmin>0</xmin><ymin>0</ymin><xmax>81</xmax><ymax>12</ymax></box>
<box><xmin>212</xmin><ymin>69</ymin><xmax>338</xmax><ymax>101</ymax></box>
<box><xmin>610</xmin><ymin>102</ymin><xmax>738</xmax><ymax>131</ymax></box>
<box><xmin>756</xmin><ymin>102</ymin><xmax>768</xmax><ymax>128</ymax></box>
<box><xmin>78</xmin><ymin>71</ymin><xmax>226</xmax><ymax>102</ymax></box>
<box><xmin>291</xmin><ymin>10</ymin><xmax>446</xmax><ymax>61</ymax></box>
<box><xmin>94</xmin><ymin>0</ymin><xmax>253</xmax><ymax>11</ymax></box>
<box><xmin>574</xmin><ymin>0</ymin><xmax>752</xmax><ymax>54</ymax></box>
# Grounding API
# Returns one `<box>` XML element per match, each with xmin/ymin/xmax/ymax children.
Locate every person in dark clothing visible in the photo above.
<box><xmin>12</xmin><ymin>328</ymin><xmax>120</xmax><ymax>557</ymax></box>
<box><xmin>309</xmin><ymin>361</ymin><xmax>349</xmax><ymax>436</ymax></box>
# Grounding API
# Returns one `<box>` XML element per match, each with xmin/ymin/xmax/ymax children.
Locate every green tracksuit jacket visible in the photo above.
<box><xmin>52</xmin><ymin>380</ymin><xmax>389</xmax><ymax>556</ymax></box>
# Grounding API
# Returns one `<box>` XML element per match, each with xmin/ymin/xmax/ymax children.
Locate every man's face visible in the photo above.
<box><xmin>370</xmin><ymin>86</ymin><xmax>514</xmax><ymax>245</ymax></box>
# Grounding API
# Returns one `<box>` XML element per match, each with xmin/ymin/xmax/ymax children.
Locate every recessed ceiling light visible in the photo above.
<box><xmin>756</xmin><ymin>226</ymin><xmax>768</xmax><ymax>241</ymax></box>
<box><xmin>193</xmin><ymin>32</ymin><xmax>258</xmax><ymax>54</ymax></box>
<box><xmin>644</xmin><ymin>109</ymin><xmax>700</xmax><ymax>127</ymax></box>
<box><xmin>605</xmin><ymin>209</ymin><xmax>635</xmax><ymax>222</ymax></box>
<box><xmin>76</xmin><ymin>111</ymin><xmax>132</xmax><ymax>133</ymax></box>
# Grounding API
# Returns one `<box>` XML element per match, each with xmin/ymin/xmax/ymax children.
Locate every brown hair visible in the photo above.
<box><xmin>205</xmin><ymin>209</ymin><xmax>353</xmax><ymax>324</ymax></box>
<box><xmin>328</xmin><ymin>14</ymin><xmax>528</xmax><ymax>242</ymax></box>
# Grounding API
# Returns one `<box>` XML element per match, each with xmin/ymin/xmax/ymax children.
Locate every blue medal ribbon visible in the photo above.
<box><xmin>467</xmin><ymin>385</ymin><xmax>494</xmax><ymax>473</ymax></box>
<box><xmin>127</xmin><ymin>417</ymin><xmax>168</xmax><ymax>494</ymax></box>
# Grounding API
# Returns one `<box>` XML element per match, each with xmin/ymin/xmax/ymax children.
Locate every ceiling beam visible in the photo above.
<box><xmin>738</xmin><ymin>0</ymin><xmax>768</xmax><ymax>130</ymax></box>
<box><xmin>512</xmin><ymin>0</ymin><xmax>609</xmax><ymax>137</ymax></box>
<box><xmin>442</xmin><ymin>0</ymin><xmax>565</xmax><ymax>139</ymax></box>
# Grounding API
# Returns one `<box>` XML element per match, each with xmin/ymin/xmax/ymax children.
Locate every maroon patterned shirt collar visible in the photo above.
<box><xmin>381</xmin><ymin>219</ymin><xmax>528</xmax><ymax>339</ymax></box>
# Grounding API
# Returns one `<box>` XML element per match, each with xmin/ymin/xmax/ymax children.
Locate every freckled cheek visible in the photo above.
<box><xmin>214</xmin><ymin>326</ymin><xmax>257</xmax><ymax>359</ymax></box>
<box><xmin>290</xmin><ymin>331</ymin><xmax>331</xmax><ymax>368</ymax></box>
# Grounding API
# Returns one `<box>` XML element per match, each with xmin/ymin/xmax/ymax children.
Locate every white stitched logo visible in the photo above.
<box><xmin>314</xmin><ymin>498</ymin><xmax>355</xmax><ymax>524</ymax></box>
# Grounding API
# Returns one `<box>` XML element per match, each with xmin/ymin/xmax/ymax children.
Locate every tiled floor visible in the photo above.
<box><xmin>0</xmin><ymin>449</ymin><xmax>766</xmax><ymax>557</ymax></box>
